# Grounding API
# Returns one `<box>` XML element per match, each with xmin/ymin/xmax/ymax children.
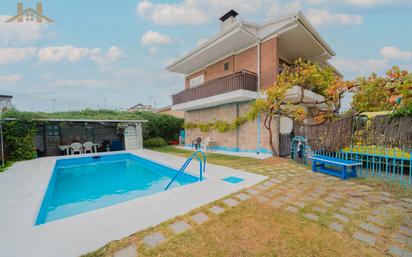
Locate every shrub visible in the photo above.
<box><xmin>144</xmin><ymin>137</ymin><xmax>167</xmax><ymax>148</ymax></box>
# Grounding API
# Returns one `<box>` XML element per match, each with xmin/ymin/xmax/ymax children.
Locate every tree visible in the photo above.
<box><xmin>249</xmin><ymin>59</ymin><xmax>355</xmax><ymax>155</ymax></box>
<box><xmin>352</xmin><ymin>66</ymin><xmax>412</xmax><ymax>115</ymax></box>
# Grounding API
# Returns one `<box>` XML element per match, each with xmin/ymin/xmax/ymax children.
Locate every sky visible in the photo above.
<box><xmin>0</xmin><ymin>0</ymin><xmax>411</xmax><ymax>112</ymax></box>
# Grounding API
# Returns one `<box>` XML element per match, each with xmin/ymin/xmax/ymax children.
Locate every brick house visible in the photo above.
<box><xmin>167</xmin><ymin>10</ymin><xmax>341</xmax><ymax>156</ymax></box>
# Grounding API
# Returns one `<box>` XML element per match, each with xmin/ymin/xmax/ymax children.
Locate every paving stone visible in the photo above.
<box><xmin>372</xmin><ymin>209</ymin><xmax>390</xmax><ymax>218</ymax></box>
<box><xmin>191</xmin><ymin>212</ymin><xmax>209</xmax><ymax>225</ymax></box>
<box><xmin>234</xmin><ymin>193</ymin><xmax>250</xmax><ymax>201</ymax></box>
<box><xmin>279</xmin><ymin>195</ymin><xmax>291</xmax><ymax>202</ymax></box>
<box><xmin>292</xmin><ymin>201</ymin><xmax>306</xmax><ymax>208</ymax></box>
<box><xmin>257</xmin><ymin>195</ymin><xmax>270</xmax><ymax>203</ymax></box>
<box><xmin>270</xmin><ymin>178</ymin><xmax>282</xmax><ymax>183</ymax></box>
<box><xmin>359</xmin><ymin>223</ymin><xmax>381</xmax><ymax>234</ymax></box>
<box><xmin>246</xmin><ymin>188</ymin><xmax>261</xmax><ymax>196</ymax></box>
<box><xmin>353</xmin><ymin>231</ymin><xmax>376</xmax><ymax>246</ymax></box>
<box><xmin>169</xmin><ymin>221</ymin><xmax>191</xmax><ymax>234</ymax></box>
<box><xmin>143</xmin><ymin>232</ymin><xmax>165</xmax><ymax>248</ymax></box>
<box><xmin>304</xmin><ymin>213</ymin><xmax>319</xmax><ymax>221</ymax></box>
<box><xmin>339</xmin><ymin>207</ymin><xmax>355</xmax><ymax>215</ymax></box>
<box><xmin>345</xmin><ymin>202</ymin><xmax>361</xmax><ymax>210</ymax></box>
<box><xmin>271</xmin><ymin>200</ymin><xmax>283</xmax><ymax>207</ymax></box>
<box><xmin>330</xmin><ymin>222</ymin><xmax>343</xmax><ymax>232</ymax></box>
<box><xmin>223</xmin><ymin>198</ymin><xmax>240</xmax><ymax>207</ymax></box>
<box><xmin>400</xmin><ymin>226</ymin><xmax>412</xmax><ymax>236</ymax></box>
<box><xmin>113</xmin><ymin>245</ymin><xmax>137</xmax><ymax>257</ymax></box>
<box><xmin>256</xmin><ymin>184</ymin><xmax>270</xmax><ymax>191</ymax></box>
<box><xmin>325</xmin><ymin>197</ymin><xmax>339</xmax><ymax>203</ymax></box>
<box><xmin>366</xmin><ymin>215</ymin><xmax>384</xmax><ymax>226</ymax></box>
<box><xmin>313</xmin><ymin>206</ymin><xmax>327</xmax><ymax>214</ymax></box>
<box><xmin>263</xmin><ymin>181</ymin><xmax>275</xmax><ymax>187</ymax></box>
<box><xmin>388</xmin><ymin>246</ymin><xmax>412</xmax><ymax>257</ymax></box>
<box><xmin>394</xmin><ymin>234</ymin><xmax>411</xmax><ymax>246</ymax></box>
<box><xmin>209</xmin><ymin>205</ymin><xmax>225</xmax><ymax>215</ymax></box>
<box><xmin>285</xmin><ymin>205</ymin><xmax>298</xmax><ymax>213</ymax></box>
<box><xmin>333</xmin><ymin>213</ymin><xmax>349</xmax><ymax>223</ymax></box>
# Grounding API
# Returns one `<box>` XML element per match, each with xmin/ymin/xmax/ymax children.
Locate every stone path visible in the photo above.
<box><xmin>109</xmin><ymin>161</ymin><xmax>412</xmax><ymax>256</ymax></box>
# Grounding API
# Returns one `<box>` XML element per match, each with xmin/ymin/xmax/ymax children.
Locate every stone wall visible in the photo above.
<box><xmin>185</xmin><ymin>101</ymin><xmax>279</xmax><ymax>154</ymax></box>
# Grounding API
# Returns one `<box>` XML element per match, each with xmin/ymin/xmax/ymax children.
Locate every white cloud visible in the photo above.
<box><xmin>0</xmin><ymin>47</ymin><xmax>37</xmax><ymax>64</ymax></box>
<box><xmin>38</xmin><ymin>45</ymin><xmax>124</xmax><ymax>66</ymax></box>
<box><xmin>305</xmin><ymin>9</ymin><xmax>363</xmax><ymax>26</ymax></box>
<box><xmin>380</xmin><ymin>46</ymin><xmax>412</xmax><ymax>60</ymax></box>
<box><xmin>91</xmin><ymin>46</ymin><xmax>125</xmax><ymax>66</ymax></box>
<box><xmin>306</xmin><ymin>0</ymin><xmax>412</xmax><ymax>7</ymax></box>
<box><xmin>50</xmin><ymin>79</ymin><xmax>109</xmax><ymax>89</ymax></box>
<box><xmin>331</xmin><ymin>57</ymin><xmax>389</xmax><ymax>78</ymax></box>
<box><xmin>266</xmin><ymin>1</ymin><xmax>301</xmax><ymax>18</ymax></box>
<box><xmin>0</xmin><ymin>15</ymin><xmax>53</xmax><ymax>45</ymax></box>
<box><xmin>196</xmin><ymin>38</ymin><xmax>209</xmax><ymax>47</ymax></box>
<box><xmin>141</xmin><ymin>30</ymin><xmax>171</xmax><ymax>45</ymax></box>
<box><xmin>136</xmin><ymin>0</ymin><xmax>209</xmax><ymax>25</ymax></box>
<box><xmin>38</xmin><ymin>45</ymin><xmax>100</xmax><ymax>63</ymax></box>
<box><xmin>136</xmin><ymin>1</ymin><xmax>154</xmax><ymax>16</ymax></box>
<box><xmin>0</xmin><ymin>74</ymin><xmax>22</xmax><ymax>83</ymax></box>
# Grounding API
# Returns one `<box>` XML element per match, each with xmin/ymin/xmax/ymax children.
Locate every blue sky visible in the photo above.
<box><xmin>0</xmin><ymin>0</ymin><xmax>411</xmax><ymax>112</ymax></box>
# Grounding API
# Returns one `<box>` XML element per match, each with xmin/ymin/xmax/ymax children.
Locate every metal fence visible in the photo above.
<box><xmin>309</xmin><ymin>145</ymin><xmax>412</xmax><ymax>188</ymax></box>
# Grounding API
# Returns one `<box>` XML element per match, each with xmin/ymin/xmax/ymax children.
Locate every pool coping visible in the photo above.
<box><xmin>0</xmin><ymin>149</ymin><xmax>267</xmax><ymax>257</ymax></box>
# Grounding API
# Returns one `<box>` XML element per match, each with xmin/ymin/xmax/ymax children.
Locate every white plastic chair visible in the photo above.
<box><xmin>203</xmin><ymin>137</ymin><xmax>214</xmax><ymax>151</ymax></box>
<box><xmin>83</xmin><ymin>141</ymin><xmax>96</xmax><ymax>154</ymax></box>
<box><xmin>70</xmin><ymin>142</ymin><xmax>83</xmax><ymax>155</ymax></box>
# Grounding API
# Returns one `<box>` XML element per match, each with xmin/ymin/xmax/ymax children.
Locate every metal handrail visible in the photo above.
<box><xmin>192</xmin><ymin>150</ymin><xmax>206</xmax><ymax>173</ymax></box>
<box><xmin>164</xmin><ymin>155</ymin><xmax>203</xmax><ymax>190</ymax></box>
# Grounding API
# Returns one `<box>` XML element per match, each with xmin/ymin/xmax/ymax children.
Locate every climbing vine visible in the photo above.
<box><xmin>184</xmin><ymin>115</ymin><xmax>252</xmax><ymax>133</ymax></box>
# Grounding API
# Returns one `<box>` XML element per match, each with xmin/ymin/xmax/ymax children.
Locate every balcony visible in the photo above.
<box><xmin>172</xmin><ymin>71</ymin><xmax>258</xmax><ymax>111</ymax></box>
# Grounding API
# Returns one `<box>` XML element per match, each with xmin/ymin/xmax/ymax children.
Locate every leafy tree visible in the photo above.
<box><xmin>352</xmin><ymin>66</ymin><xmax>412</xmax><ymax>114</ymax></box>
<box><xmin>249</xmin><ymin>59</ymin><xmax>355</xmax><ymax>155</ymax></box>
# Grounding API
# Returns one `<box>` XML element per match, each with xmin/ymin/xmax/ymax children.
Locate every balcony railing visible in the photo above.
<box><xmin>172</xmin><ymin>70</ymin><xmax>258</xmax><ymax>105</ymax></box>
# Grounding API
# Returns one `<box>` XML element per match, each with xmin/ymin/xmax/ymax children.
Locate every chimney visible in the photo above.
<box><xmin>17</xmin><ymin>2</ymin><xmax>23</xmax><ymax>22</ymax></box>
<box><xmin>36</xmin><ymin>2</ymin><xmax>43</xmax><ymax>22</ymax></box>
<box><xmin>219</xmin><ymin>9</ymin><xmax>238</xmax><ymax>31</ymax></box>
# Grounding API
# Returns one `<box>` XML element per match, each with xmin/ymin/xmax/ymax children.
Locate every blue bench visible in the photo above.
<box><xmin>308</xmin><ymin>155</ymin><xmax>362</xmax><ymax>180</ymax></box>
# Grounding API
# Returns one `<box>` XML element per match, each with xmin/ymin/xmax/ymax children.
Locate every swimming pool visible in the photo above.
<box><xmin>35</xmin><ymin>153</ymin><xmax>199</xmax><ymax>225</ymax></box>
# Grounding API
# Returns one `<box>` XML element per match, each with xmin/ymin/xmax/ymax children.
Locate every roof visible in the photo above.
<box><xmin>155</xmin><ymin>106</ymin><xmax>172</xmax><ymax>112</ymax></box>
<box><xmin>166</xmin><ymin>11</ymin><xmax>338</xmax><ymax>75</ymax></box>
<box><xmin>0</xmin><ymin>95</ymin><xmax>13</xmax><ymax>99</ymax></box>
<box><xmin>3</xmin><ymin>118</ymin><xmax>147</xmax><ymax>123</ymax></box>
<box><xmin>5</xmin><ymin>8</ymin><xmax>54</xmax><ymax>23</ymax></box>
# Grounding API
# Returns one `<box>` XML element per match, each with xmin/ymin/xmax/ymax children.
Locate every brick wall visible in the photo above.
<box><xmin>260</xmin><ymin>37</ymin><xmax>279</xmax><ymax>90</ymax></box>
<box><xmin>184</xmin><ymin>38</ymin><xmax>278</xmax><ymax>91</ymax></box>
<box><xmin>185</xmin><ymin>102</ymin><xmax>279</xmax><ymax>154</ymax></box>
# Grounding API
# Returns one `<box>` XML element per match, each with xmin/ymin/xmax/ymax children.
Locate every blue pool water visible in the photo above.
<box><xmin>35</xmin><ymin>153</ymin><xmax>199</xmax><ymax>225</ymax></box>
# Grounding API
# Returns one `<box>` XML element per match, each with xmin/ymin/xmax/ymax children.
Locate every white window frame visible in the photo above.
<box><xmin>189</xmin><ymin>74</ymin><xmax>204</xmax><ymax>88</ymax></box>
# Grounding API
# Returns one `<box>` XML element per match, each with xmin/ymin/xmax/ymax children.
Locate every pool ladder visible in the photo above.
<box><xmin>164</xmin><ymin>150</ymin><xmax>206</xmax><ymax>190</ymax></box>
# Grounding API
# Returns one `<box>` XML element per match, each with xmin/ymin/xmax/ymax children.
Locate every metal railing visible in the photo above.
<box><xmin>172</xmin><ymin>70</ymin><xmax>257</xmax><ymax>105</ymax></box>
<box><xmin>309</xmin><ymin>145</ymin><xmax>412</xmax><ymax>188</ymax></box>
<box><xmin>164</xmin><ymin>151</ymin><xmax>206</xmax><ymax>190</ymax></box>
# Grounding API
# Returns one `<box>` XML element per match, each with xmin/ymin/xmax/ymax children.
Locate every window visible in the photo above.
<box><xmin>189</xmin><ymin>74</ymin><xmax>204</xmax><ymax>88</ymax></box>
<box><xmin>224</xmin><ymin>62</ymin><xmax>229</xmax><ymax>71</ymax></box>
<box><xmin>46</xmin><ymin>124</ymin><xmax>60</xmax><ymax>136</ymax></box>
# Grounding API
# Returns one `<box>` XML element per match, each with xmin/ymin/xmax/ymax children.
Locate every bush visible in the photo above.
<box><xmin>137</xmin><ymin>112</ymin><xmax>183</xmax><ymax>142</ymax></box>
<box><xmin>144</xmin><ymin>137</ymin><xmax>167</xmax><ymax>148</ymax></box>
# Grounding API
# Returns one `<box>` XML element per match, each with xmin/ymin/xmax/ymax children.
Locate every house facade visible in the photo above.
<box><xmin>167</xmin><ymin>10</ymin><xmax>341</xmax><ymax>156</ymax></box>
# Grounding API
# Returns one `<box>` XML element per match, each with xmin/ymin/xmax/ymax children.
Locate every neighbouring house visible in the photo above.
<box><xmin>155</xmin><ymin>105</ymin><xmax>185</xmax><ymax>119</ymax></box>
<box><xmin>0</xmin><ymin>95</ymin><xmax>13</xmax><ymax>112</ymax></box>
<box><xmin>167</xmin><ymin>10</ymin><xmax>342</xmax><ymax>156</ymax></box>
<box><xmin>6</xmin><ymin>2</ymin><xmax>53</xmax><ymax>23</ymax></box>
<box><xmin>128</xmin><ymin>103</ymin><xmax>154</xmax><ymax>112</ymax></box>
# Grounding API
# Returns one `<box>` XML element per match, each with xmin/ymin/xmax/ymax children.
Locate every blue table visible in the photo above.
<box><xmin>308</xmin><ymin>155</ymin><xmax>362</xmax><ymax>180</ymax></box>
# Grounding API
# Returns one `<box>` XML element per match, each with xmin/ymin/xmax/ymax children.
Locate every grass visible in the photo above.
<box><xmin>0</xmin><ymin>161</ymin><xmax>13</xmax><ymax>173</ymax></box>
<box><xmin>83</xmin><ymin>146</ymin><xmax>410</xmax><ymax>257</ymax></box>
